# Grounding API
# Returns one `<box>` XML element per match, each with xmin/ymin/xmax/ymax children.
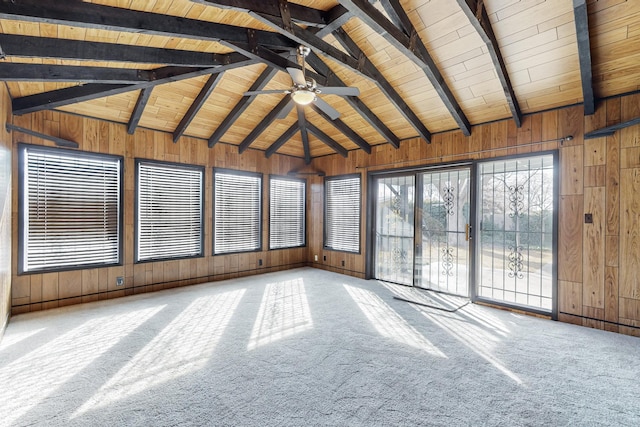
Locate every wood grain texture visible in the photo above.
<box><xmin>560</xmin><ymin>145</ymin><xmax>583</xmax><ymax>195</ymax></box>
<box><xmin>619</xmin><ymin>168</ymin><xmax>640</xmax><ymax>299</ymax></box>
<box><xmin>584</xmin><ymin>165</ymin><xmax>605</xmax><ymax>187</ymax></box>
<box><xmin>559</xmin><ymin>195</ymin><xmax>584</xmax><ymax>283</ymax></box>
<box><xmin>559</xmin><ymin>280</ymin><xmax>583</xmax><ymax>316</ymax></box>
<box><xmin>606</xmin><ymin>133</ymin><xmax>620</xmax><ymax>236</ymax></box>
<box><xmin>605</xmin><ymin>266</ymin><xmax>619</xmax><ymax>323</ymax></box>
<box><xmin>583</xmin><ymin>187</ymin><xmax>605</xmax><ymax>308</ymax></box>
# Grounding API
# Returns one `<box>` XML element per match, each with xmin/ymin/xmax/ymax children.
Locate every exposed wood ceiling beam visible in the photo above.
<box><xmin>226</xmin><ymin>37</ymin><xmax>329</xmax><ymax>86</ymax></box>
<box><xmin>456</xmin><ymin>0</ymin><xmax>522</xmax><ymax>127</ymax></box>
<box><xmin>310</xmin><ymin>103</ymin><xmax>371</xmax><ymax>154</ymax></box>
<box><xmin>127</xmin><ymin>88</ymin><xmax>154</xmax><ymax>135</ymax></box>
<box><xmin>306</xmin><ymin>123</ymin><xmax>348</xmax><ymax>158</ymax></box>
<box><xmin>14</xmin><ymin>83</ymin><xmax>130</xmax><ymax>116</ymax></box>
<box><xmin>173</xmin><ymin>72</ymin><xmax>225</xmax><ymax>142</ymax></box>
<box><xmin>332</xmin><ymin>28</ymin><xmax>431</xmax><ymax>143</ymax></box>
<box><xmin>314</xmin><ymin>5</ymin><xmax>352</xmax><ymax>38</ymax></box>
<box><xmin>0</xmin><ymin>0</ymin><xmax>295</xmax><ymax>50</ymax></box>
<box><xmin>208</xmin><ymin>66</ymin><xmax>278</xmax><ymax>147</ymax></box>
<box><xmin>6</xmin><ymin>123</ymin><xmax>79</xmax><ymax>148</ymax></box>
<box><xmin>0</xmin><ymin>62</ymin><xmax>152</xmax><ymax>84</ymax></box>
<box><xmin>233</xmin><ymin>2</ymin><xmax>431</xmax><ymax>143</ymax></box>
<box><xmin>296</xmin><ymin>105</ymin><xmax>312</xmax><ymax>164</ymax></box>
<box><xmin>265</xmin><ymin>122</ymin><xmax>299</xmax><ymax>158</ymax></box>
<box><xmin>248</xmin><ymin>12</ymin><xmax>368</xmax><ymax>80</ymax></box>
<box><xmin>342</xmin><ymin>0</ymin><xmax>471</xmax><ymax>136</ymax></box>
<box><xmin>191</xmin><ymin>0</ymin><xmax>334</xmax><ymax>27</ymax></box>
<box><xmin>584</xmin><ymin>116</ymin><xmax>640</xmax><ymax>139</ymax></box>
<box><xmin>238</xmin><ymin>96</ymin><xmax>293</xmax><ymax>153</ymax></box>
<box><xmin>305</xmin><ymin>51</ymin><xmax>400</xmax><ymax>149</ymax></box>
<box><xmin>13</xmin><ymin>60</ymin><xmax>255</xmax><ymax>115</ymax></box>
<box><xmin>573</xmin><ymin>0</ymin><xmax>596</xmax><ymax>115</ymax></box>
<box><xmin>0</xmin><ymin>34</ymin><xmax>241</xmax><ymax>67</ymax></box>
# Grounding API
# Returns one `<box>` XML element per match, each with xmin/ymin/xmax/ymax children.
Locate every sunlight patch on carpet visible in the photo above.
<box><xmin>0</xmin><ymin>327</ymin><xmax>46</xmax><ymax>349</ymax></box>
<box><xmin>344</xmin><ymin>284</ymin><xmax>445</xmax><ymax>357</ymax></box>
<box><xmin>74</xmin><ymin>289</ymin><xmax>245</xmax><ymax>417</ymax></box>
<box><xmin>0</xmin><ymin>305</ymin><xmax>165</xmax><ymax>425</ymax></box>
<box><xmin>248</xmin><ymin>278</ymin><xmax>313</xmax><ymax>350</ymax></box>
<box><xmin>417</xmin><ymin>306</ymin><xmax>523</xmax><ymax>385</ymax></box>
<box><xmin>461</xmin><ymin>303</ymin><xmax>511</xmax><ymax>337</ymax></box>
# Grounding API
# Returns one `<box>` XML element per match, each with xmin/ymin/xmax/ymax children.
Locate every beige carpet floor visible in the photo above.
<box><xmin>0</xmin><ymin>267</ymin><xmax>639</xmax><ymax>426</ymax></box>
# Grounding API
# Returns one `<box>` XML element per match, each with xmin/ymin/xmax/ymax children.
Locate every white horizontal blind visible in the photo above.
<box><xmin>22</xmin><ymin>146</ymin><xmax>121</xmax><ymax>272</ymax></box>
<box><xmin>214</xmin><ymin>170</ymin><xmax>261</xmax><ymax>254</ymax></box>
<box><xmin>137</xmin><ymin>161</ymin><xmax>203</xmax><ymax>261</ymax></box>
<box><xmin>270</xmin><ymin>177</ymin><xmax>305</xmax><ymax>249</ymax></box>
<box><xmin>325</xmin><ymin>176</ymin><xmax>360</xmax><ymax>253</ymax></box>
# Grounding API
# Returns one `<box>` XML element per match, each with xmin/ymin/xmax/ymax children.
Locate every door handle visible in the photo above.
<box><xmin>465</xmin><ymin>224</ymin><xmax>471</xmax><ymax>241</ymax></box>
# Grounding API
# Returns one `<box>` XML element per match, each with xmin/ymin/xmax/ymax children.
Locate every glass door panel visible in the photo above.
<box><xmin>373</xmin><ymin>175</ymin><xmax>415</xmax><ymax>285</ymax></box>
<box><xmin>476</xmin><ymin>155</ymin><xmax>555</xmax><ymax>312</ymax></box>
<box><xmin>416</xmin><ymin>169</ymin><xmax>471</xmax><ymax>296</ymax></box>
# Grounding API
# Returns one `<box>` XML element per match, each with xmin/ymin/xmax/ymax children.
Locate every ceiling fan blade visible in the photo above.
<box><xmin>277</xmin><ymin>99</ymin><xmax>295</xmax><ymax>120</ymax></box>
<box><xmin>313</xmin><ymin>97</ymin><xmax>340</xmax><ymax>120</ymax></box>
<box><xmin>243</xmin><ymin>89</ymin><xmax>287</xmax><ymax>96</ymax></box>
<box><xmin>319</xmin><ymin>86</ymin><xmax>360</xmax><ymax>97</ymax></box>
<box><xmin>286</xmin><ymin>67</ymin><xmax>307</xmax><ymax>86</ymax></box>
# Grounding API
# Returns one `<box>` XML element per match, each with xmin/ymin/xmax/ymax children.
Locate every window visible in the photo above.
<box><xmin>19</xmin><ymin>144</ymin><xmax>122</xmax><ymax>273</ymax></box>
<box><xmin>136</xmin><ymin>160</ymin><xmax>204</xmax><ymax>262</ymax></box>
<box><xmin>214</xmin><ymin>169</ymin><xmax>262</xmax><ymax>254</ymax></box>
<box><xmin>324</xmin><ymin>174</ymin><xmax>361</xmax><ymax>253</ymax></box>
<box><xmin>269</xmin><ymin>176</ymin><xmax>306</xmax><ymax>249</ymax></box>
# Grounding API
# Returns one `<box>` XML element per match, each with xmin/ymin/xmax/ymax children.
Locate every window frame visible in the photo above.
<box><xmin>323</xmin><ymin>173</ymin><xmax>362</xmax><ymax>254</ymax></box>
<box><xmin>18</xmin><ymin>143</ymin><xmax>124</xmax><ymax>274</ymax></box>
<box><xmin>213</xmin><ymin>168</ymin><xmax>263</xmax><ymax>255</ymax></box>
<box><xmin>268</xmin><ymin>175</ymin><xmax>307</xmax><ymax>250</ymax></box>
<box><xmin>134</xmin><ymin>158</ymin><xmax>205</xmax><ymax>264</ymax></box>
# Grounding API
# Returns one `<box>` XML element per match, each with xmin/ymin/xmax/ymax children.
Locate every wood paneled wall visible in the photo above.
<box><xmin>308</xmin><ymin>94</ymin><xmax>640</xmax><ymax>337</ymax></box>
<box><xmin>0</xmin><ymin>84</ymin><xmax>11</xmax><ymax>338</ymax></box>
<box><xmin>10</xmin><ymin>111</ymin><xmax>307</xmax><ymax>314</ymax></box>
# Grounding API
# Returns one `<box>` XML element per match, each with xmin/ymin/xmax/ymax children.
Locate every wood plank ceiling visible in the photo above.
<box><xmin>0</xmin><ymin>0</ymin><xmax>638</xmax><ymax>161</ymax></box>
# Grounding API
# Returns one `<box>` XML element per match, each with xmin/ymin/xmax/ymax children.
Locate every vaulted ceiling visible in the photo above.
<box><xmin>0</xmin><ymin>0</ymin><xmax>638</xmax><ymax>162</ymax></box>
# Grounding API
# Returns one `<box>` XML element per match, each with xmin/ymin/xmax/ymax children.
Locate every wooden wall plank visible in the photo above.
<box><xmin>558</xmin><ymin>195</ymin><xmax>583</xmax><ymax>283</ymax></box>
<box><xmin>560</xmin><ymin>145</ymin><xmax>583</xmax><ymax>195</ymax></box>
<box><xmin>605</xmin><ymin>266</ymin><xmax>619</xmax><ymax>323</ymax></box>
<box><xmin>559</xmin><ymin>280</ymin><xmax>583</xmax><ymax>316</ymax></box>
<box><xmin>584</xmin><ymin>165</ymin><xmax>605</xmax><ymax>187</ymax></box>
<box><xmin>583</xmin><ymin>187</ymin><xmax>605</xmax><ymax>309</ymax></box>
<box><xmin>606</xmin><ymin>133</ymin><xmax>620</xmax><ymax>235</ymax></box>
<box><xmin>619</xmin><ymin>168</ymin><xmax>640</xmax><ymax>299</ymax></box>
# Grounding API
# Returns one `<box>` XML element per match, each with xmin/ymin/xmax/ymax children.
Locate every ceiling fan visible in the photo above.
<box><xmin>243</xmin><ymin>46</ymin><xmax>360</xmax><ymax>120</ymax></box>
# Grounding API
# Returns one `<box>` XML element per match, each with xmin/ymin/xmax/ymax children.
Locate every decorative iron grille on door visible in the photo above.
<box><xmin>416</xmin><ymin>169</ymin><xmax>471</xmax><ymax>296</ymax></box>
<box><xmin>476</xmin><ymin>154</ymin><xmax>555</xmax><ymax>312</ymax></box>
<box><xmin>374</xmin><ymin>175</ymin><xmax>415</xmax><ymax>285</ymax></box>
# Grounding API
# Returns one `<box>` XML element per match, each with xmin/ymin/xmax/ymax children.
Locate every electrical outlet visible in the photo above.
<box><xmin>341</xmin><ymin>260</ymin><xmax>345</xmax><ymax>267</ymax></box>
<box><xmin>116</xmin><ymin>276</ymin><xmax>124</xmax><ymax>287</ymax></box>
<box><xmin>258</xmin><ymin>259</ymin><xmax>263</xmax><ymax>266</ymax></box>
<box><xmin>585</xmin><ymin>213</ymin><xmax>593</xmax><ymax>224</ymax></box>
<box><xmin>314</xmin><ymin>255</ymin><xmax>318</xmax><ymax>261</ymax></box>
<box><xmin>323</xmin><ymin>255</ymin><xmax>326</xmax><ymax>261</ymax></box>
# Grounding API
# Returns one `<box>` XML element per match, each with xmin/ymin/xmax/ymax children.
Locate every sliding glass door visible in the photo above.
<box><xmin>374</xmin><ymin>175</ymin><xmax>415</xmax><ymax>286</ymax></box>
<box><xmin>372</xmin><ymin>168</ymin><xmax>471</xmax><ymax>297</ymax></box>
<box><xmin>370</xmin><ymin>154</ymin><xmax>556</xmax><ymax>314</ymax></box>
<box><xmin>416</xmin><ymin>169</ymin><xmax>471</xmax><ymax>296</ymax></box>
<box><xmin>476</xmin><ymin>155</ymin><xmax>556</xmax><ymax>313</ymax></box>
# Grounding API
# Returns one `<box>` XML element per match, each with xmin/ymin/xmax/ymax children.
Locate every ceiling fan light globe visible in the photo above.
<box><xmin>291</xmin><ymin>90</ymin><xmax>316</xmax><ymax>105</ymax></box>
